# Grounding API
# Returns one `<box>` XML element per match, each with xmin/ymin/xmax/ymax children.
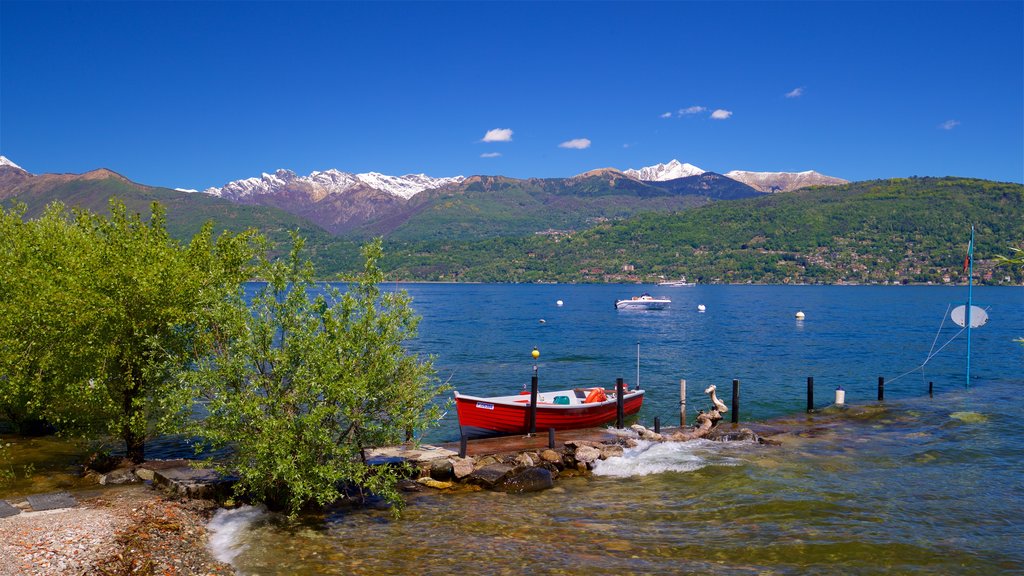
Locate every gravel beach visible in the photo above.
<box><xmin>0</xmin><ymin>485</ymin><xmax>233</xmax><ymax>575</ymax></box>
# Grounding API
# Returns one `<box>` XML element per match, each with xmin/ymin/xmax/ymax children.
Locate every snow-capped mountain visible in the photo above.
<box><xmin>623</xmin><ymin>159</ymin><xmax>846</xmax><ymax>192</ymax></box>
<box><xmin>724</xmin><ymin>170</ymin><xmax>848</xmax><ymax>193</ymax></box>
<box><xmin>204</xmin><ymin>168</ymin><xmax>464</xmax><ymax>201</ymax></box>
<box><xmin>0</xmin><ymin>155</ymin><xmax>27</xmax><ymax>173</ymax></box>
<box><xmin>623</xmin><ymin>159</ymin><xmax>705</xmax><ymax>181</ymax></box>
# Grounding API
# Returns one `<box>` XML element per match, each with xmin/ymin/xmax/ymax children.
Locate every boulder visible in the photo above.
<box><xmin>496</xmin><ymin>467</ymin><xmax>553</xmax><ymax>493</ymax></box>
<box><xmin>599</xmin><ymin>445</ymin><xmax>624</xmax><ymax>460</ymax></box>
<box><xmin>429</xmin><ymin>459</ymin><xmax>454</xmax><ymax>481</ymax></box>
<box><xmin>452</xmin><ymin>457</ymin><xmax>475</xmax><ymax>479</ymax></box>
<box><xmin>417</xmin><ymin>477</ymin><xmax>454</xmax><ymax>490</ymax></box>
<box><xmin>514</xmin><ymin>452</ymin><xmax>535</xmax><ymax>467</ymax></box>
<box><xmin>706</xmin><ymin>427</ymin><xmax>760</xmax><ymax>443</ymax></box>
<box><xmin>474</xmin><ymin>454</ymin><xmax>503</xmax><ymax>468</ymax></box>
<box><xmin>467</xmin><ymin>464</ymin><xmax>514</xmax><ymax>489</ymax></box>
<box><xmin>539</xmin><ymin>449</ymin><xmax>562</xmax><ymax>464</ymax></box>
<box><xmin>574</xmin><ymin>445</ymin><xmax>601</xmax><ymax>464</ymax></box>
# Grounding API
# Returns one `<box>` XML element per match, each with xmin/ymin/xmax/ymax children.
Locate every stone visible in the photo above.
<box><xmin>452</xmin><ymin>457</ymin><xmax>475</xmax><ymax>479</ymax></box>
<box><xmin>153</xmin><ymin>466</ymin><xmax>234</xmax><ymax>500</ymax></box>
<box><xmin>574</xmin><ymin>445</ymin><xmax>601</xmax><ymax>463</ymax></box>
<box><xmin>706</xmin><ymin>427</ymin><xmax>760</xmax><ymax>443</ymax></box>
<box><xmin>417</xmin><ymin>477</ymin><xmax>454</xmax><ymax>490</ymax></box>
<box><xmin>599</xmin><ymin>445</ymin><xmax>624</xmax><ymax>459</ymax></box>
<box><xmin>474</xmin><ymin>455</ymin><xmax>502</xmax><ymax>468</ymax></box>
<box><xmin>0</xmin><ymin>500</ymin><xmax>21</xmax><ymax>518</ymax></box>
<box><xmin>514</xmin><ymin>452</ymin><xmax>535</xmax><ymax>467</ymax></box>
<box><xmin>26</xmin><ymin>492</ymin><xmax>76</xmax><ymax>511</ymax></box>
<box><xmin>397</xmin><ymin>479</ymin><xmax>423</xmax><ymax>492</ymax></box>
<box><xmin>539</xmin><ymin>449</ymin><xmax>562</xmax><ymax>464</ymax></box>
<box><xmin>496</xmin><ymin>467</ymin><xmax>553</xmax><ymax>493</ymax></box>
<box><xmin>99</xmin><ymin>468</ymin><xmax>140</xmax><ymax>485</ymax></box>
<box><xmin>134</xmin><ymin>467</ymin><xmax>156</xmax><ymax>481</ymax></box>
<box><xmin>467</xmin><ymin>464</ymin><xmax>514</xmax><ymax>489</ymax></box>
<box><xmin>429</xmin><ymin>459</ymin><xmax>454</xmax><ymax>481</ymax></box>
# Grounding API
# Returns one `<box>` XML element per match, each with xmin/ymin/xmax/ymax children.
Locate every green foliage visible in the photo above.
<box><xmin>0</xmin><ymin>199</ymin><xmax>263</xmax><ymax>461</ymax></box>
<box><xmin>347</xmin><ymin>177</ymin><xmax>1024</xmax><ymax>284</ymax></box>
<box><xmin>172</xmin><ymin>236</ymin><xmax>446</xmax><ymax>516</ymax></box>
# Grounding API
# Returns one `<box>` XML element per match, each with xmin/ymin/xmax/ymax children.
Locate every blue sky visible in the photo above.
<box><xmin>1</xmin><ymin>1</ymin><xmax>1021</xmax><ymax>189</ymax></box>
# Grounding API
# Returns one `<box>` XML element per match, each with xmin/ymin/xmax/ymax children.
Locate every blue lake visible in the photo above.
<box><xmin>211</xmin><ymin>283</ymin><xmax>1024</xmax><ymax>575</ymax></box>
<box><xmin>388</xmin><ymin>284</ymin><xmax>1023</xmax><ymax>441</ymax></box>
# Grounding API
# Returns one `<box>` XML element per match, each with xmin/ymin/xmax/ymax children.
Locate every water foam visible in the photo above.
<box><xmin>207</xmin><ymin>504</ymin><xmax>269</xmax><ymax>564</ymax></box>
<box><xmin>593</xmin><ymin>439</ymin><xmax>725</xmax><ymax>477</ymax></box>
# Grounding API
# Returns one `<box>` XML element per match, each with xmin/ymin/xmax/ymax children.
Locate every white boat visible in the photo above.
<box><xmin>615</xmin><ymin>293</ymin><xmax>671</xmax><ymax>310</ymax></box>
<box><xmin>658</xmin><ymin>278</ymin><xmax>696</xmax><ymax>287</ymax></box>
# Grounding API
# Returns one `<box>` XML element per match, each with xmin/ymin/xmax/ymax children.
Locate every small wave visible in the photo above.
<box><xmin>593</xmin><ymin>440</ymin><xmax>719</xmax><ymax>477</ymax></box>
<box><xmin>207</xmin><ymin>504</ymin><xmax>269</xmax><ymax>564</ymax></box>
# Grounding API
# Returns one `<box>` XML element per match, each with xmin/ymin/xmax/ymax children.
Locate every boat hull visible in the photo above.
<box><xmin>455</xmin><ymin>390</ymin><xmax>644</xmax><ymax>437</ymax></box>
<box><xmin>615</xmin><ymin>300</ymin><xmax>670</xmax><ymax>310</ymax></box>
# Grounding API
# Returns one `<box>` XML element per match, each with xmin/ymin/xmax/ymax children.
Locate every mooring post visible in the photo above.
<box><xmin>807</xmin><ymin>376</ymin><xmax>814</xmax><ymax>413</ymax></box>
<box><xmin>548</xmin><ymin>427</ymin><xmax>555</xmax><ymax>449</ymax></box>
<box><xmin>878</xmin><ymin>375</ymin><xmax>885</xmax><ymax>402</ymax></box>
<box><xmin>654</xmin><ymin>416</ymin><xmax>661</xmax><ymax>434</ymax></box>
<box><xmin>529</xmin><ymin>372</ymin><xmax>539</xmax><ymax>435</ymax></box>
<box><xmin>680</xmin><ymin>379</ymin><xmax>687</xmax><ymax>427</ymax></box>
<box><xmin>732</xmin><ymin>379</ymin><xmax>740</xmax><ymax>424</ymax></box>
<box><xmin>616</xmin><ymin>377</ymin><xmax>625</xmax><ymax>428</ymax></box>
<box><xmin>929</xmin><ymin>381</ymin><xmax>933</xmax><ymax>397</ymax></box>
<box><xmin>459</xmin><ymin>433</ymin><xmax>467</xmax><ymax>459</ymax></box>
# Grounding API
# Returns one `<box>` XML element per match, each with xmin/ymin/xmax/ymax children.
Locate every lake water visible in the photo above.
<box><xmin>208</xmin><ymin>284</ymin><xmax>1023</xmax><ymax>575</ymax></box>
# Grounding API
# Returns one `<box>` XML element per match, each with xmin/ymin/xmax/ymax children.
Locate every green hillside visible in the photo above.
<box><xmin>365</xmin><ymin>177</ymin><xmax>1024</xmax><ymax>284</ymax></box>
<box><xmin>355</xmin><ymin>171</ymin><xmax>759</xmax><ymax>241</ymax></box>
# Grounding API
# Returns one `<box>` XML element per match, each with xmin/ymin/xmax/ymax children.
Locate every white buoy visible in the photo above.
<box><xmin>795</xmin><ymin>311</ymin><xmax>805</xmax><ymax>320</ymax></box>
<box><xmin>835</xmin><ymin>385</ymin><xmax>846</xmax><ymax>406</ymax></box>
<box><xmin>556</xmin><ymin>300</ymin><xmax>563</xmax><ymax>307</ymax></box>
<box><xmin>697</xmin><ymin>304</ymin><xmax>706</xmax><ymax>312</ymax></box>
<box><xmin>539</xmin><ymin>319</ymin><xmax>546</xmax><ymax>324</ymax></box>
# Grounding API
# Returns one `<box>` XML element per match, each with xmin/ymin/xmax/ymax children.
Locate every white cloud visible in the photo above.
<box><xmin>939</xmin><ymin>119</ymin><xmax>961</xmax><ymax>130</ymax></box>
<box><xmin>660</xmin><ymin>112</ymin><xmax>672</xmax><ymax>119</ymax></box>
<box><xmin>679</xmin><ymin>106</ymin><xmax>706</xmax><ymax>115</ymax></box>
<box><xmin>481</xmin><ymin>128</ymin><xmax>513</xmax><ymax>142</ymax></box>
<box><xmin>480</xmin><ymin>152</ymin><xmax>502</xmax><ymax>158</ymax></box>
<box><xmin>558</xmin><ymin>138</ymin><xmax>591</xmax><ymax>150</ymax></box>
<box><xmin>710</xmin><ymin>109</ymin><xmax>733</xmax><ymax>120</ymax></box>
<box><xmin>785</xmin><ymin>87</ymin><xmax>805</xmax><ymax>98</ymax></box>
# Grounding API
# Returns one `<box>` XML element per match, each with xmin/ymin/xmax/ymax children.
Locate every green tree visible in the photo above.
<box><xmin>174</xmin><ymin>236</ymin><xmax>446</xmax><ymax>515</ymax></box>
<box><xmin>0</xmin><ymin>199</ymin><xmax>262</xmax><ymax>460</ymax></box>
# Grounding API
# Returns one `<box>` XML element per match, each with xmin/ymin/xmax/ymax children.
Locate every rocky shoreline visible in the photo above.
<box><xmin>0</xmin><ymin>485</ymin><xmax>231</xmax><ymax>576</ymax></box>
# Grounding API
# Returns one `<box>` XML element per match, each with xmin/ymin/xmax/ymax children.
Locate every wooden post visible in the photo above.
<box><xmin>731</xmin><ymin>379</ymin><xmax>740</xmax><ymax>424</ymax></box>
<box><xmin>529</xmin><ymin>373</ymin><xmax>539</xmax><ymax>434</ymax></box>
<box><xmin>548</xmin><ymin>428</ymin><xmax>555</xmax><ymax>449</ymax></box>
<box><xmin>680</xmin><ymin>379</ymin><xmax>687</xmax><ymax>427</ymax></box>
<box><xmin>877</xmin><ymin>375</ymin><xmax>885</xmax><ymax>402</ymax></box>
<box><xmin>459</xmin><ymin>433</ymin><xmax>467</xmax><ymax>458</ymax></box>
<box><xmin>928</xmin><ymin>381</ymin><xmax>933</xmax><ymax>397</ymax></box>
<box><xmin>806</xmin><ymin>376</ymin><xmax>814</xmax><ymax>413</ymax></box>
<box><xmin>654</xmin><ymin>416</ymin><xmax>660</xmax><ymax>434</ymax></box>
<box><xmin>616</xmin><ymin>377</ymin><xmax>625</xmax><ymax>429</ymax></box>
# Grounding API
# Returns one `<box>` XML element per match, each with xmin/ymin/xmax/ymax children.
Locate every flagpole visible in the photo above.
<box><xmin>966</xmin><ymin>225</ymin><xmax>974</xmax><ymax>387</ymax></box>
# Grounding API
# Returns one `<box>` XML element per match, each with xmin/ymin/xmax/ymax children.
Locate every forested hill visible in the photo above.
<box><xmin>368</xmin><ymin>177</ymin><xmax>1024</xmax><ymax>284</ymax></box>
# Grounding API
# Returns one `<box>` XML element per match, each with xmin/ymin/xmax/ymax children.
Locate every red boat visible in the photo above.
<box><xmin>454</xmin><ymin>386</ymin><xmax>645</xmax><ymax>437</ymax></box>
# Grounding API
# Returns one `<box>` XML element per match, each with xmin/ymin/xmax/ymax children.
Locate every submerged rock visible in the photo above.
<box><xmin>496</xmin><ymin>467</ymin><xmax>554</xmax><ymax>493</ymax></box>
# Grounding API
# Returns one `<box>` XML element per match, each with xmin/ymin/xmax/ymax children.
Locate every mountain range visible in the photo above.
<box><xmin>0</xmin><ymin>154</ymin><xmax>847</xmax><ymax>239</ymax></box>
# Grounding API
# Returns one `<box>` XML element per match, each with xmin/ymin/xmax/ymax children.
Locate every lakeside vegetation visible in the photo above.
<box><xmin>0</xmin><ymin>200</ymin><xmax>443</xmax><ymax>514</ymax></box>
